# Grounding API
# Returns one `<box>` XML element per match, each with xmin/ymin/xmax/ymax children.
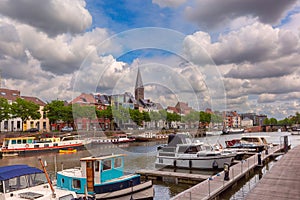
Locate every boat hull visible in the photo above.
<box><xmin>94</xmin><ymin>181</ymin><xmax>153</xmax><ymax>200</ymax></box>
<box><xmin>155</xmin><ymin>155</ymin><xmax>235</xmax><ymax>169</ymax></box>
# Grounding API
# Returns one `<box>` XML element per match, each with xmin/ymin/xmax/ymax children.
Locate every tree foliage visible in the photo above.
<box><xmin>0</xmin><ymin>98</ymin><xmax>10</xmax><ymax>132</ymax></box>
<box><xmin>11</xmin><ymin>98</ymin><xmax>41</xmax><ymax>130</ymax></box>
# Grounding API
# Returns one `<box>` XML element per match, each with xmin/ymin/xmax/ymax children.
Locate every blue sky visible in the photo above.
<box><xmin>0</xmin><ymin>0</ymin><xmax>300</xmax><ymax>119</ymax></box>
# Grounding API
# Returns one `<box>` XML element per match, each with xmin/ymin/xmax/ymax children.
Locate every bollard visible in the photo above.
<box><xmin>257</xmin><ymin>153</ymin><xmax>262</xmax><ymax>166</ymax></box>
<box><xmin>283</xmin><ymin>136</ymin><xmax>288</xmax><ymax>153</ymax></box>
<box><xmin>224</xmin><ymin>162</ymin><xmax>230</xmax><ymax>181</ymax></box>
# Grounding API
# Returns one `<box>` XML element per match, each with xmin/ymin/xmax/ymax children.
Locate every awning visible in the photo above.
<box><xmin>0</xmin><ymin>165</ymin><xmax>43</xmax><ymax>181</ymax></box>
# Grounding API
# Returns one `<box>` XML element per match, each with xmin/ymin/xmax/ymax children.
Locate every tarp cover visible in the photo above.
<box><xmin>0</xmin><ymin>165</ymin><xmax>43</xmax><ymax>181</ymax></box>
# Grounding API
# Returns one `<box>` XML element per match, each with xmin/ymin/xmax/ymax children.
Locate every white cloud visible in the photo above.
<box><xmin>184</xmin><ymin>0</ymin><xmax>298</xmax><ymax>31</ymax></box>
<box><xmin>0</xmin><ymin>0</ymin><xmax>92</xmax><ymax>36</ymax></box>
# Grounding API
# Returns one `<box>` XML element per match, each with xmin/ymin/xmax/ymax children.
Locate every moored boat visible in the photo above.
<box><xmin>155</xmin><ymin>133</ymin><xmax>236</xmax><ymax>170</ymax></box>
<box><xmin>225</xmin><ymin>136</ymin><xmax>272</xmax><ymax>152</ymax></box>
<box><xmin>0</xmin><ymin>164</ymin><xmax>77</xmax><ymax>199</ymax></box>
<box><xmin>56</xmin><ymin>154</ymin><xmax>153</xmax><ymax>200</ymax></box>
<box><xmin>0</xmin><ymin>134</ymin><xmax>89</xmax><ymax>157</ymax></box>
<box><xmin>222</xmin><ymin>128</ymin><xmax>245</xmax><ymax>134</ymax></box>
<box><xmin>134</xmin><ymin>132</ymin><xmax>168</xmax><ymax>142</ymax></box>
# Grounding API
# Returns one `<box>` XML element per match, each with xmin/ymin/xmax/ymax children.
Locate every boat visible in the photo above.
<box><xmin>205</xmin><ymin>130</ymin><xmax>223</xmax><ymax>136</ymax></box>
<box><xmin>0</xmin><ymin>164</ymin><xmax>77</xmax><ymax>200</ymax></box>
<box><xmin>225</xmin><ymin>136</ymin><xmax>272</xmax><ymax>152</ymax></box>
<box><xmin>56</xmin><ymin>154</ymin><xmax>153</xmax><ymax>200</ymax></box>
<box><xmin>222</xmin><ymin>128</ymin><xmax>245</xmax><ymax>134</ymax></box>
<box><xmin>155</xmin><ymin>133</ymin><xmax>236</xmax><ymax>170</ymax></box>
<box><xmin>0</xmin><ymin>134</ymin><xmax>90</xmax><ymax>157</ymax></box>
<box><xmin>111</xmin><ymin>133</ymin><xmax>135</xmax><ymax>143</ymax></box>
<box><xmin>59</xmin><ymin>148</ymin><xmax>77</xmax><ymax>154</ymax></box>
<box><xmin>134</xmin><ymin>132</ymin><xmax>168</xmax><ymax>142</ymax></box>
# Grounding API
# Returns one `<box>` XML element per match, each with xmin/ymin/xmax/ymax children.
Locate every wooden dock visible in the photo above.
<box><xmin>136</xmin><ymin>169</ymin><xmax>210</xmax><ymax>184</ymax></box>
<box><xmin>246</xmin><ymin>145</ymin><xmax>300</xmax><ymax>199</ymax></box>
<box><xmin>171</xmin><ymin>144</ymin><xmax>285</xmax><ymax>200</ymax></box>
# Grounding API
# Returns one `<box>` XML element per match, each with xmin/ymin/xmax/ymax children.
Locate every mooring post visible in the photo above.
<box><xmin>224</xmin><ymin>163</ymin><xmax>230</xmax><ymax>181</ymax></box>
<box><xmin>258</xmin><ymin>152</ymin><xmax>262</xmax><ymax>166</ymax></box>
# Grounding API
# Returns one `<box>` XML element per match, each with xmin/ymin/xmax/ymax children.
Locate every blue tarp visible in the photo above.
<box><xmin>0</xmin><ymin>165</ymin><xmax>43</xmax><ymax>181</ymax></box>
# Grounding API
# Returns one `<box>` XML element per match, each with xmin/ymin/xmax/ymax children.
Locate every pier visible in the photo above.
<box><xmin>136</xmin><ymin>169</ymin><xmax>210</xmax><ymax>184</ymax></box>
<box><xmin>171</xmin><ymin>143</ymin><xmax>286</xmax><ymax>200</ymax></box>
<box><xmin>246</xmin><ymin>145</ymin><xmax>300</xmax><ymax>199</ymax></box>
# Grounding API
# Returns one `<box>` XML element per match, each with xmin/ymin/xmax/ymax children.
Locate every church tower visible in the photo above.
<box><xmin>135</xmin><ymin>67</ymin><xmax>144</xmax><ymax>101</ymax></box>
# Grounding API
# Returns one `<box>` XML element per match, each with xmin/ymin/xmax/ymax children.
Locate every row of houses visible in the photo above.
<box><xmin>223</xmin><ymin>111</ymin><xmax>267</xmax><ymax>128</ymax></box>
<box><xmin>0</xmin><ymin>88</ymin><xmax>49</xmax><ymax>132</ymax></box>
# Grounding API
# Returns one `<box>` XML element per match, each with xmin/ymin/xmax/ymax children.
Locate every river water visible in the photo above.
<box><xmin>1</xmin><ymin>131</ymin><xmax>300</xmax><ymax>199</ymax></box>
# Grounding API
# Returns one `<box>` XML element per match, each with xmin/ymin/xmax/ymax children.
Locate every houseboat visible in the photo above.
<box><xmin>0</xmin><ymin>134</ymin><xmax>89</xmax><ymax>157</ymax></box>
<box><xmin>0</xmin><ymin>164</ymin><xmax>77</xmax><ymax>200</ymax></box>
<box><xmin>56</xmin><ymin>154</ymin><xmax>153</xmax><ymax>200</ymax></box>
<box><xmin>155</xmin><ymin>134</ymin><xmax>236</xmax><ymax>170</ymax></box>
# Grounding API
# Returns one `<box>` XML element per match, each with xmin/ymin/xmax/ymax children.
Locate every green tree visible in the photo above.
<box><xmin>269</xmin><ymin>118</ymin><xmax>278</xmax><ymax>125</ymax></box>
<box><xmin>129</xmin><ymin>109</ymin><xmax>144</xmax><ymax>127</ymax></box>
<box><xmin>43</xmin><ymin>100</ymin><xmax>66</xmax><ymax>128</ymax></box>
<box><xmin>263</xmin><ymin>118</ymin><xmax>270</xmax><ymax>125</ymax></box>
<box><xmin>11</xmin><ymin>98</ymin><xmax>41</xmax><ymax>131</ymax></box>
<box><xmin>0</xmin><ymin>97</ymin><xmax>11</xmax><ymax>132</ymax></box>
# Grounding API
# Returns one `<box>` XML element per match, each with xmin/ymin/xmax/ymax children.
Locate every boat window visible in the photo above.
<box><xmin>72</xmin><ymin>179</ymin><xmax>81</xmax><ymax>189</ymax></box>
<box><xmin>177</xmin><ymin>146</ymin><xmax>187</xmax><ymax>153</ymax></box>
<box><xmin>261</xmin><ymin>138</ymin><xmax>267</xmax><ymax>144</ymax></box>
<box><xmin>95</xmin><ymin>161</ymin><xmax>100</xmax><ymax>172</ymax></box>
<box><xmin>28</xmin><ymin>139</ymin><xmax>33</xmax><ymax>143</ymax></box>
<box><xmin>34</xmin><ymin>145</ymin><xmax>39</xmax><ymax>148</ymax></box>
<box><xmin>102</xmin><ymin>159</ymin><xmax>112</xmax><ymax>171</ymax></box>
<box><xmin>22</xmin><ymin>139</ymin><xmax>27</xmax><ymax>144</ymax></box>
<box><xmin>17</xmin><ymin>139</ymin><xmax>22</xmax><ymax>144</ymax></box>
<box><xmin>59</xmin><ymin>194</ymin><xmax>75</xmax><ymax>200</ymax></box>
<box><xmin>184</xmin><ymin>146</ymin><xmax>199</xmax><ymax>154</ymax></box>
<box><xmin>44</xmin><ymin>144</ymin><xmax>49</xmax><ymax>147</ymax></box>
<box><xmin>114</xmin><ymin>158</ymin><xmax>122</xmax><ymax>168</ymax></box>
<box><xmin>11</xmin><ymin>140</ymin><xmax>16</xmax><ymax>144</ymax></box>
<box><xmin>53</xmin><ymin>143</ymin><xmax>58</xmax><ymax>147</ymax></box>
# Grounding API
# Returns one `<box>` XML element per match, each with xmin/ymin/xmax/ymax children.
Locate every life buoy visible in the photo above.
<box><xmin>25</xmin><ymin>144</ymin><xmax>29</xmax><ymax>148</ymax></box>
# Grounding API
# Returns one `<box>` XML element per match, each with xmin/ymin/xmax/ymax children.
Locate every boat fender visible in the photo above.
<box><xmin>173</xmin><ymin>160</ymin><xmax>177</xmax><ymax>168</ymax></box>
<box><xmin>212</xmin><ymin>160</ymin><xmax>218</xmax><ymax>169</ymax></box>
<box><xmin>189</xmin><ymin>160</ymin><xmax>192</xmax><ymax>168</ymax></box>
<box><xmin>25</xmin><ymin>144</ymin><xmax>29</xmax><ymax>148</ymax></box>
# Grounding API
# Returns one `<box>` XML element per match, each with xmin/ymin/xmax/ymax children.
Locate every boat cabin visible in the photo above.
<box><xmin>56</xmin><ymin>154</ymin><xmax>127</xmax><ymax>194</ymax></box>
<box><xmin>1</xmin><ymin>137</ymin><xmax>36</xmax><ymax>149</ymax></box>
<box><xmin>0</xmin><ymin>165</ymin><xmax>46</xmax><ymax>194</ymax></box>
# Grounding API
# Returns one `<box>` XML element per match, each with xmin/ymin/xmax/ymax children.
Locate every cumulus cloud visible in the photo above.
<box><xmin>185</xmin><ymin>0</ymin><xmax>298</xmax><ymax>31</ymax></box>
<box><xmin>0</xmin><ymin>0</ymin><xmax>92</xmax><ymax>37</ymax></box>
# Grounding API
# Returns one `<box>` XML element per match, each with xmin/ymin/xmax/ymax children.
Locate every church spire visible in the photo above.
<box><xmin>135</xmin><ymin>67</ymin><xmax>144</xmax><ymax>101</ymax></box>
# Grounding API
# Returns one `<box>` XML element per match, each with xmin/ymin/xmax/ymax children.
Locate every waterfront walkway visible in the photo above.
<box><xmin>172</xmin><ymin>144</ymin><xmax>284</xmax><ymax>200</ymax></box>
<box><xmin>246</xmin><ymin>145</ymin><xmax>300</xmax><ymax>200</ymax></box>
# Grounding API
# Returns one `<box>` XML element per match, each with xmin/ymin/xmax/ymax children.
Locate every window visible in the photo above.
<box><xmin>114</xmin><ymin>158</ymin><xmax>122</xmax><ymax>168</ymax></box>
<box><xmin>17</xmin><ymin>140</ymin><xmax>22</xmax><ymax>144</ymax></box>
<box><xmin>72</xmin><ymin>179</ymin><xmax>81</xmax><ymax>189</ymax></box>
<box><xmin>22</xmin><ymin>139</ymin><xmax>26</xmax><ymax>144</ymax></box>
<box><xmin>44</xmin><ymin>144</ymin><xmax>49</xmax><ymax>148</ymax></box>
<box><xmin>53</xmin><ymin>143</ymin><xmax>58</xmax><ymax>147</ymax></box>
<box><xmin>11</xmin><ymin>140</ymin><xmax>16</xmax><ymax>144</ymax></box>
<box><xmin>102</xmin><ymin>160</ymin><xmax>111</xmax><ymax>171</ymax></box>
<box><xmin>95</xmin><ymin>161</ymin><xmax>100</xmax><ymax>172</ymax></box>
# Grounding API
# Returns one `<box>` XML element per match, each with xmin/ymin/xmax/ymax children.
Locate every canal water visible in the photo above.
<box><xmin>1</xmin><ymin>131</ymin><xmax>299</xmax><ymax>199</ymax></box>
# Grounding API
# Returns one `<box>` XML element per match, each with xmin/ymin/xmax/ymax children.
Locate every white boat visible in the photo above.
<box><xmin>205</xmin><ymin>130</ymin><xmax>223</xmax><ymax>136</ymax></box>
<box><xmin>0</xmin><ymin>134</ymin><xmax>90</xmax><ymax>157</ymax></box>
<box><xmin>222</xmin><ymin>128</ymin><xmax>245</xmax><ymax>134</ymax></box>
<box><xmin>0</xmin><ymin>164</ymin><xmax>77</xmax><ymax>200</ymax></box>
<box><xmin>225</xmin><ymin>136</ymin><xmax>272</xmax><ymax>152</ymax></box>
<box><xmin>155</xmin><ymin>134</ymin><xmax>236</xmax><ymax>170</ymax></box>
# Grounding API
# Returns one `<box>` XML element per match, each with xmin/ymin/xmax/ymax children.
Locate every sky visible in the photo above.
<box><xmin>0</xmin><ymin>0</ymin><xmax>300</xmax><ymax>119</ymax></box>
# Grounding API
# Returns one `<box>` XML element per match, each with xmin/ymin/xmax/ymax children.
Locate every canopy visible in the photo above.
<box><xmin>0</xmin><ymin>165</ymin><xmax>43</xmax><ymax>181</ymax></box>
